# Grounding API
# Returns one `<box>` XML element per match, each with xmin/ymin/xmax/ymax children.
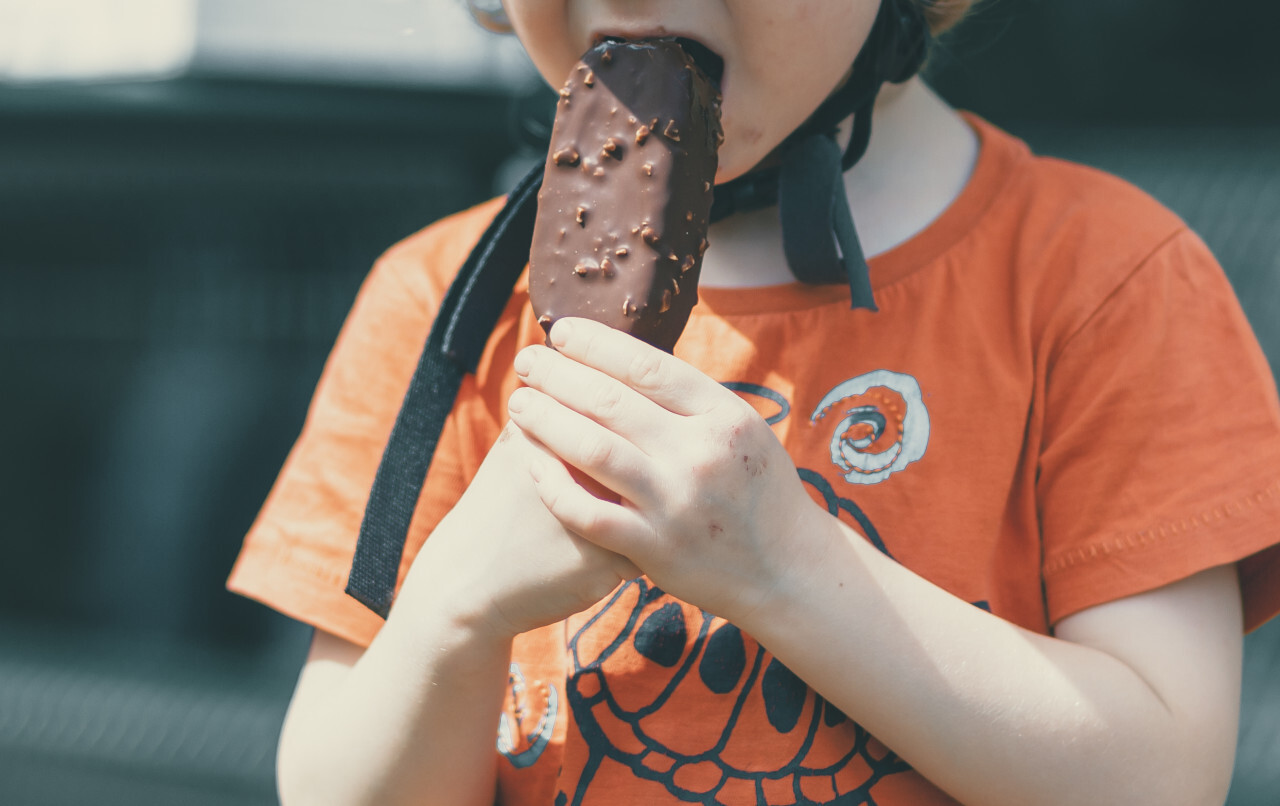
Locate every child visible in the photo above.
<box><xmin>228</xmin><ymin>1</ymin><xmax>1280</xmax><ymax>804</ymax></box>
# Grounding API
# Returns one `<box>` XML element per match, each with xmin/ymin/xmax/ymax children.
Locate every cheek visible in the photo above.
<box><xmin>714</xmin><ymin>114</ymin><xmax>771</xmax><ymax>184</ymax></box>
<box><xmin>713</xmin><ymin>70</ymin><xmax>843</xmax><ymax>184</ymax></box>
<box><xmin>505</xmin><ymin>2</ymin><xmax>578</xmax><ymax>89</ymax></box>
<box><xmin>714</xmin><ymin>1</ymin><xmax>874</xmax><ymax>182</ymax></box>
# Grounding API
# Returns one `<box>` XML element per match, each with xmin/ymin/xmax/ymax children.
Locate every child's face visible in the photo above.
<box><xmin>504</xmin><ymin>0</ymin><xmax>880</xmax><ymax>183</ymax></box>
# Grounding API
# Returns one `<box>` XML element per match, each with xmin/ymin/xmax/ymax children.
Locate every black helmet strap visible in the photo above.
<box><xmin>710</xmin><ymin>0</ymin><xmax>929</xmax><ymax>306</ymax></box>
<box><xmin>345</xmin><ymin>0</ymin><xmax>930</xmax><ymax>618</ymax></box>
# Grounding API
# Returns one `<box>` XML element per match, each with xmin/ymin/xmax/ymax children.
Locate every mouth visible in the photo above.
<box><xmin>675</xmin><ymin>38</ymin><xmax>725</xmax><ymax>88</ymax></box>
<box><xmin>593</xmin><ymin>33</ymin><xmax>725</xmax><ymax>88</ymax></box>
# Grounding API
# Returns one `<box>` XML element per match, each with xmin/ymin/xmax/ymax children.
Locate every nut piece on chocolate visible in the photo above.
<box><xmin>529</xmin><ymin>38</ymin><xmax>723</xmax><ymax>353</ymax></box>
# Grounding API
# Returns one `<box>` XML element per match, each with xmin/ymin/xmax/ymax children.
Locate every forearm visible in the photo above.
<box><xmin>742</xmin><ymin>510</ymin><xmax>1238</xmax><ymax>806</ymax></box>
<box><xmin>274</xmin><ymin>421</ymin><xmax>635</xmax><ymax>806</ymax></box>
<box><xmin>277</xmin><ymin>564</ymin><xmax>511</xmax><ymax>806</ymax></box>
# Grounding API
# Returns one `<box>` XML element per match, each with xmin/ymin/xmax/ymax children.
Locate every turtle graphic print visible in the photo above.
<box><xmin>496</xmin><ymin>373</ymin><xmax>953</xmax><ymax>805</ymax></box>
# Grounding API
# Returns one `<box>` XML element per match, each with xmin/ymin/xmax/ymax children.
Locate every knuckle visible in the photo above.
<box><xmin>685</xmin><ymin>464</ymin><xmax>714</xmax><ymax>494</ymax></box>
<box><xmin>708</xmin><ymin>402</ymin><xmax>757</xmax><ymax>444</ymax></box>
<box><xmin>542</xmin><ymin>484</ymin><xmax>582</xmax><ymax>529</ymax></box>
<box><xmin>577</xmin><ymin>333</ymin><xmax>603</xmax><ymax>366</ymax></box>
<box><xmin>576</xmin><ymin>508</ymin><xmax>606</xmax><ymax>538</ymax></box>
<box><xmin>537</xmin><ymin>479</ymin><xmax>563</xmax><ymax>513</ymax></box>
<box><xmin>579</xmin><ymin>432</ymin><xmax>616</xmax><ymax>469</ymax></box>
<box><xmin>720</xmin><ymin>398</ymin><xmax>757</xmax><ymax>429</ymax></box>
<box><xmin>592</xmin><ymin>383</ymin><xmax>625</xmax><ymax>419</ymax></box>
<box><xmin>627</xmin><ymin>350</ymin><xmax>666</xmax><ymax>392</ymax></box>
<box><xmin>688</xmin><ymin>453</ymin><xmax>722</xmax><ymax>485</ymax></box>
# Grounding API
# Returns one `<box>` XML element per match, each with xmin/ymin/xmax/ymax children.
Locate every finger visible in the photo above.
<box><xmin>508</xmin><ymin>386</ymin><xmax>656</xmax><ymax>506</ymax></box>
<box><xmin>514</xmin><ymin>343</ymin><xmax>669</xmax><ymax>445</ymax></box>
<box><xmin>525</xmin><ymin>440</ymin><xmax>650</xmax><ymax>562</ymax></box>
<box><xmin>518</xmin><ymin>435</ymin><xmax>644</xmax><ymax>580</ymax></box>
<box><xmin>546</xmin><ymin>317</ymin><xmax>726</xmax><ymax>416</ymax></box>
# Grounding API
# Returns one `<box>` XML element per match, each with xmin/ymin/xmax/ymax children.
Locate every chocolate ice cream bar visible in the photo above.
<box><xmin>528</xmin><ymin>38</ymin><xmax>723</xmax><ymax>352</ymax></box>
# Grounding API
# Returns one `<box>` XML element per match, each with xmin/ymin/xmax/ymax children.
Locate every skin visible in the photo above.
<box><xmin>275</xmin><ymin>2</ymin><xmax>1246</xmax><ymax>805</ymax></box>
<box><xmin>507</xmin><ymin>319</ymin><xmax>1242</xmax><ymax>806</ymax></box>
<box><xmin>505</xmin><ymin>0</ymin><xmax>881</xmax><ymax>186</ymax></box>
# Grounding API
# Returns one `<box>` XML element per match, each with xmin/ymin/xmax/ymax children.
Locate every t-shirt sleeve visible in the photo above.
<box><xmin>1038</xmin><ymin>228</ymin><xmax>1280</xmax><ymax>631</ymax></box>
<box><xmin>227</xmin><ymin>209</ymin><xmax>500</xmax><ymax>647</ymax></box>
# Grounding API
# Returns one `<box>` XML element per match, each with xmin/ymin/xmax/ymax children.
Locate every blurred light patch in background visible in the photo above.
<box><xmin>0</xmin><ymin>0</ymin><xmax>197</xmax><ymax>82</ymax></box>
<box><xmin>0</xmin><ymin>0</ymin><xmax>533</xmax><ymax>87</ymax></box>
<box><xmin>194</xmin><ymin>0</ymin><xmax>533</xmax><ymax>87</ymax></box>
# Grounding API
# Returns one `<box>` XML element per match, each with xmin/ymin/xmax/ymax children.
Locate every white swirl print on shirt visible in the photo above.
<box><xmin>498</xmin><ymin>662</ymin><xmax>559</xmax><ymax>769</ymax></box>
<box><xmin>492</xmin><ymin>380</ymin><xmax>976</xmax><ymax>805</ymax></box>
<box><xmin>811</xmin><ymin>370</ymin><xmax>930</xmax><ymax>485</ymax></box>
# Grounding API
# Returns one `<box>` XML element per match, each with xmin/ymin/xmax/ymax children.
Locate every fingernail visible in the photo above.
<box><xmin>513</xmin><ymin>347</ymin><xmax>534</xmax><ymax>376</ymax></box>
<box><xmin>549</xmin><ymin>318</ymin><xmax>574</xmax><ymax>347</ymax></box>
<box><xmin>508</xmin><ymin>387</ymin><xmax>528</xmax><ymax>414</ymax></box>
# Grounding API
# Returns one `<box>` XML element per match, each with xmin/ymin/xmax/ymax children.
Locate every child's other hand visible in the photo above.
<box><xmin>507</xmin><ymin>318</ymin><xmax>826</xmax><ymax>625</ymax></box>
<box><xmin>405</xmin><ymin>419</ymin><xmax>640</xmax><ymax>639</ymax></box>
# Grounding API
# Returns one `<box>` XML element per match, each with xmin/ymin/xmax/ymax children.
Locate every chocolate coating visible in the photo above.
<box><xmin>529</xmin><ymin>39</ymin><xmax>723</xmax><ymax>352</ymax></box>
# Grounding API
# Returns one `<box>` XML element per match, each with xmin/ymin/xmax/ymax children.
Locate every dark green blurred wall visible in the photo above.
<box><xmin>1</xmin><ymin>1</ymin><xmax>1278</xmax><ymax>803</ymax></box>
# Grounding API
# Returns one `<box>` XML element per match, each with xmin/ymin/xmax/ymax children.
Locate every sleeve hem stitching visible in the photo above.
<box><xmin>1043</xmin><ymin>479</ymin><xmax>1280</xmax><ymax>577</ymax></box>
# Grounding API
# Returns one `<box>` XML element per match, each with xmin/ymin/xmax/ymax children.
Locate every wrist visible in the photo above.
<box><xmin>730</xmin><ymin>499</ymin><xmax>844</xmax><ymax>637</ymax></box>
<box><xmin>391</xmin><ymin>531</ymin><xmax>520</xmax><ymax>650</ymax></box>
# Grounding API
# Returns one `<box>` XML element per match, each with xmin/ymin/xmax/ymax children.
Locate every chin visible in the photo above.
<box><xmin>713</xmin><ymin>124</ymin><xmax>782</xmax><ymax>186</ymax></box>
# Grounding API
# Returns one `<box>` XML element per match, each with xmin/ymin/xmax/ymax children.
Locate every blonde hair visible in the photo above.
<box><xmin>464</xmin><ymin>1</ymin><xmax>979</xmax><ymax>37</ymax></box>
<box><xmin>918</xmin><ymin>0</ymin><xmax>979</xmax><ymax>35</ymax></box>
<box><xmin>464</xmin><ymin>0</ymin><xmax>512</xmax><ymax>34</ymax></box>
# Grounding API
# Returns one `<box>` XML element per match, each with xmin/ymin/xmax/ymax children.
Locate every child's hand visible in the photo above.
<box><xmin>404</xmin><ymin>419</ymin><xmax>640</xmax><ymax>639</ymax></box>
<box><xmin>507</xmin><ymin>317</ymin><xmax>827</xmax><ymax>625</ymax></box>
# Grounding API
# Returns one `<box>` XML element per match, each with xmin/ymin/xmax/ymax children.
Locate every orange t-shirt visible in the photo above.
<box><xmin>229</xmin><ymin>115</ymin><xmax>1280</xmax><ymax>805</ymax></box>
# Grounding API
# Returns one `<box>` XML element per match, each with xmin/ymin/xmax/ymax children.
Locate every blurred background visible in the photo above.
<box><xmin>0</xmin><ymin>0</ymin><xmax>1277</xmax><ymax>803</ymax></box>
